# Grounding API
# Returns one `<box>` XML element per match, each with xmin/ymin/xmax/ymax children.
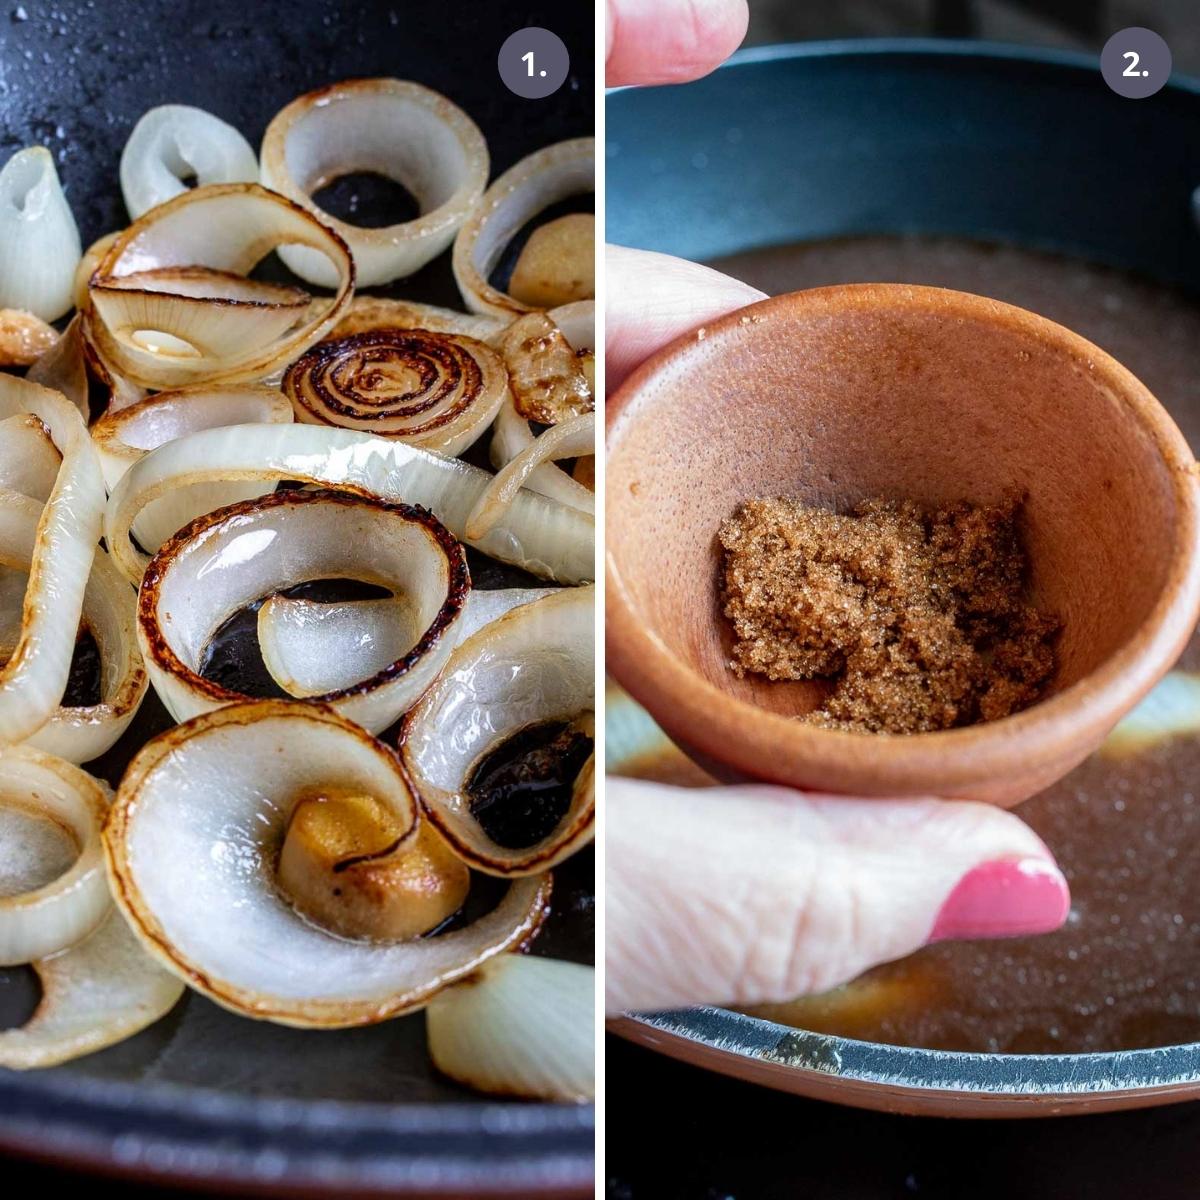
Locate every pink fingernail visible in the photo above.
<box><xmin>929</xmin><ymin>857</ymin><xmax>1071</xmax><ymax>943</ymax></box>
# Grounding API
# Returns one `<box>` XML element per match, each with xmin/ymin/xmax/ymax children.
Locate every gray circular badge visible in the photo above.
<box><xmin>498</xmin><ymin>27</ymin><xmax>570</xmax><ymax>100</ymax></box>
<box><xmin>1101</xmin><ymin>27</ymin><xmax>1172</xmax><ymax>99</ymax></box>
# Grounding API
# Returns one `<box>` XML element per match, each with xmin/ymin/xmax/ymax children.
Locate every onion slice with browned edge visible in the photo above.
<box><xmin>104</xmin><ymin>699</ymin><xmax>551</xmax><ymax>1028</ymax></box>
<box><xmin>120</xmin><ymin>104</ymin><xmax>259</xmax><ymax>219</ymax></box>
<box><xmin>467</xmin><ymin>413</ymin><xmax>595</xmax><ymax>540</ymax></box>
<box><xmin>452</xmin><ymin>138</ymin><xmax>594</xmax><ymax>318</ymax></box>
<box><xmin>332</xmin><ymin>297</ymin><xmax>506</xmax><ymax>343</ymax></box>
<box><xmin>0</xmin><ymin>376</ymin><xmax>104</xmax><ymax>745</ymax></box>
<box><xmin>260</xmin><ymin>79</ymin><xmax>489</xmax><ymax>288</ymax></box>
<box><xmin>0</xmin><ymin>908</ymin><xmax>184</xmax><ymax>1070</ymax></box>
<box><xmin>0</xmin><ymin>309</ymin><xmax>58</xmax><ymax>369</ymax></box>
<box><xmin>257</xmin><ymin>586</ymin><xmax>557</xmax><ymax>699</ymax></box>
<box><xmin>491</xmin><ymin>302</ymin><xmax>594</xmax><ymax>512</ymax></box>
<box><xmin>426</xmin><ymin>955</ymin><xmax>595</xmax><ymax>1101</ymax></box>
<box><xmin>91</xmin><ymin>384</ymin><xmax>293</xmax><ymax>551</ymax></box>
<box><xmin>88</xmin><ymin>183</ymin><xmax>354</xmax><ymax>390</ymax></box>
<box><xmin>105</xmin><ymin>422</ymin><xmax>595</xmax><ymax>585</ymax></box>
<box><xmin>0</xmin><ymin>492</ymin><xmax>146</xmax><ymax>764</ymax></box>
<box><xmin>0</xmin><ymin>416</ymin><xmax>60</xmax><ymax>502</ymax></box>
<box><xmin>400</xmin><ymin>587</ymin><xmax>595</xmax><ymax>876</ymax></box>
<box><xmin>0</xmin><ymin>746</ymin><xmax>111</xmax><ymax>965</ymax></box>
<box><xmin>137</xmin><ymin>489</ymin><xmax>467</xmax><ymax>733</ymax></box>
<box><xmin>283</xmin><ymin>328</ymin><xmax>509</xmax><ymax>456</ymax></box>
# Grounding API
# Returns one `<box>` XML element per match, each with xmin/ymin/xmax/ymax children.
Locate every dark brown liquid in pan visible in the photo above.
<box><xmin>708</xmin><ymin>236</ymin><xmax>1200</xmax><ymax>1054</ymax></box>
<box><xmin>468</xmin><ymin>719</ymin><xmax>593</xmax><ymax>850</ymax></box>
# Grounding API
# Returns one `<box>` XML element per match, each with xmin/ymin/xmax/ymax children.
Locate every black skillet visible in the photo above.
<box><xmin>0</xmin><ymin>1</ymin><xmax>594</xmax><ymax>1194</ymax></box>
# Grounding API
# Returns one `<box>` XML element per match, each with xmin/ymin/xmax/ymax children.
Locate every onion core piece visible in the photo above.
<box><xmin>427</xmin><ymin>955</ymin><xmax>595</xmax><ymax>1101</ymax></box>
<box><xmin>260</xmin><ymin>78</ymin><xmax>489</xmax><ymax>287</ymax></box>
<box><xmin>0</xmin><ymin>746</ymin><xmax>111</xmax><ymax>965</ymax></box>
<box><xmin>508</xmin><ymin>213</ymin><xmax>595</xmax><ymax>309</ymax></box>
<box><xmin>138</xmin><ymin>488</ymin><xmax>468</xmax><ymax>733</ymax></box>
<box><xmin>27</xmin><ymin>314</ymin><xmax>89</xmax><ymax>420</ymax></box>
<box><xmin>104</xmin><ymin>699</ymin><xmax>552</xmax><ymax>1027</ymax></box>
<box><xmin>453</xmin><ymin>138</ymin><xmax>594</xmax><ymax>318</ymax></box>
<box><xmin>284</xmin><ymin>328</ymin><xmax>509</xmax><ymax>456</ymax></box>
<box><xmin>120</xmin><ymin>104</ymin><xmax>259</xmax><ymax>219</ymax></box>
<box><xmin>0</xmin><ymin>147</ymin><xmax>82</xmax><ymax>322</ymax></box>
<box><xmin>400</xmin><ymin>587</ymin><xmax>595</xmax><ymax>876</ymax></box>
<box><xmin>0</xmin><ymin>309</ymin><xmax>58</xmax><ymax>368</ymax></box>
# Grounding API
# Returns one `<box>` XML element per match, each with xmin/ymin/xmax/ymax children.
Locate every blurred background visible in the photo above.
<box><xmin>746</xmin><ymin>0</ymin><xmax>1199</xmax><ymax>75</ymax></box>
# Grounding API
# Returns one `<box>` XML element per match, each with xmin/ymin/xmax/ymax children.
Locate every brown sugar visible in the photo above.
<box><xmin>718</xmin><ymin>496</ymin><xmax>1060</xmax><ymax>734</ymax></box>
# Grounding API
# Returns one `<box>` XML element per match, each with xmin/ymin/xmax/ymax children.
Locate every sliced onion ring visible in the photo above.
<box><xmin>0</xmin><ymin>376</ymin><xmax>104</xmax><ymax>745</ymax></box>
<box><xmin>91</xmin><ymin>266</ymin><xmax>312</xmax><ymax>363</ymax></box>
<box><xmin>91</xmin><ymin>383</ymin><xmax>293</xmax><ymax>551</ymax></box>
<box><xmin>467</xmin><ymin>413</ymin><xmax>595</xmax><ymax>541</ymax></box>
<box><xmin>0</xmin><ymin>907</ymin><xmax>184</xmax><ymax>1070</ymax></box>
<box><xmin>261</xmin><ymin>78</ymin><xmax>489</xmax><ymax>288</ymax></box>
<box><xmin>138</xmin><ymin>488</ymin><xmax>467</xmax><ymax>733</ymax></box>
<box><xmin>80</xmin><ymin>307</ymin><xmax>146</xmax><ymax>414</ymax></box>
<box><xmin>400</xmin><ymin>587</ymin><xmax>595</xmax><ymax>876</ymax></box>
<box><xmin>0</xmin><ymin>746</ymin><xmax>111</xmax><ymax>964</ymax></box>
<box><xmin>120</xmin><ymin>104</ymin><xmax>259</xmax><ymax>219</ymax></box>
<box><xmin>88</xmin><ymin>183</ymin><xmax>354</xmax><ymax>390</ymax></box>
<box><xmin>258</xmin><ymin>586</ymin><xmax>557</xmax><ymax>699</ymax></box>
<box><xmin>105</xmin><ymin>422</ymin><xmax>595</xmax><ymax>586</ymax></box>
<box><xmin>426</xmin><ymin>955</ymin><xmax>595</xmax><ymax>1101</ymax></box>
<box><xmin>332</xmin><ymin>297</ymin><xmax>507</xmax><ymax>343</ymax></box>
<box><xmin>284</xmin><ymin>328</ymin><xmax>509</xmax><ymax>456</ymax></box>
<box><xmin>0</xmin><ymin>415</ymin><xmax>60</xmax><ymax>502</ymax></box>
<box><xmin>104</xmin><ymin>699</ymin><xmax>551</xmax><ymax>1028</ymax></box>
<box><xmin>452</xmin><ymin>138</ymin><xmax>594</xmax><ymax>318</ymax></box>
<box><xmin>0</xmin><ymin>492</ymin><xmax>146</xmax><ymax>764</ymax></box>
<box><xmin>27</xmin><ymin>314</ymin><xmax>89</xmax><ymax>421</ymax></box>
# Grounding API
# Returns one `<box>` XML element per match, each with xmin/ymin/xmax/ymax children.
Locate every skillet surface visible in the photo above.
<box><xmin>0</xmin><ymin>1</ymin><xmax>594</xmax><ymax>1194</ymax></box>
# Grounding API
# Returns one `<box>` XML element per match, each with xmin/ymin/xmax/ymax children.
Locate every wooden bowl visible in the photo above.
<box><xmin>606</xmin><ymin>284</ymin><xmax>1200</xmax><ymax>806</ymax></box>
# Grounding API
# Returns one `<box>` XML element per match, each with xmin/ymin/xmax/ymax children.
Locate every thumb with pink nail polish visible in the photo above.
<box><xmin>606</xmin><ymin>779</ymin><xmax>1070</xmax><ymax>1015</ymax></box>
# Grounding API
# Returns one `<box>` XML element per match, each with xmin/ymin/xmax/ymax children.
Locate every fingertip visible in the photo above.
<box><xmin>606</xmin><ymin>0</ymin><xmax>749</xmax><ymax>87</ymax></box>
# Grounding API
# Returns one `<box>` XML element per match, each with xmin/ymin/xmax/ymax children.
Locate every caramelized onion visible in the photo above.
<box><xmin>105</xmin><ymin>423</ymin><xmax>595</xmax><ymax>585</ymax></box>
<box><xmin>283</xmin><ymin>328</ymin><xmax>509</xmax><ymax>456</ymax></box>
<box><xmin>0</xmin><ymin>908</ymin><xmax>183</xmax><ymax>1069</ymax></box>
<box><xmin>468</xmin><ymin>413</ymin><xmax>595</xmax><ymax>540</ymax></box>
<box><xmin>104</xmin><ymin>699</ymin><xmax>551</xmax><ymax>1027</ymax></box>
<box><xmin>137</xmin><ymin>488</ymin><xmax>467</xmax><ymax>734</ymax></box>
<box><xmin>260</xmin><ymin>78</ymin><xmax>488</xmax><ymax>287</ymax></box>
<box><xmin>0</xmin><ymin>309</ymin><xmax>58</xmax><ymax>369</ymax></box>
<box><xmin>257</xmin><ymin>585</ymin><xmax>557</xmax><ymax>699</ymax></box>
<box><xmin>88</xmin><ymin>183</ymin><xmax>354</xmax><ymax>390</ymax></box>
<box><xmin>0</xmin><ymin>376</ymin><xmax>104</xmax><ymax>745</ymax></box>
<box><xmin>0</xmin><ymin>492</ymin><xmax>146</xmax><ymax>764</ymax></box>
<box><xmin>332</xmin><ymin>296</ymin><xmax>506</xmax><ymax>343</ymax></box>
<box><xmin>0</xmin><ymin>746</ymin><xmax>110</xmax><ymax>964</ymax></box>
<box><xmin>453</xmin><ymin>138</ymin><xmax>594</xmax><ymax>318</ymax></box>
<box><xmin>400</xmin><ymin>587</ymin><xmax>595</xmax><ymax>876</ymax></box>
<box><xmin>91</xmin><ymin>384</ymin><xmax>293</xmax><ymax>551</ymax></box>
<box><xmin>120</xmin><ymin>104</ymin><xmax>258</xmax><ymax>219</ymax></box>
